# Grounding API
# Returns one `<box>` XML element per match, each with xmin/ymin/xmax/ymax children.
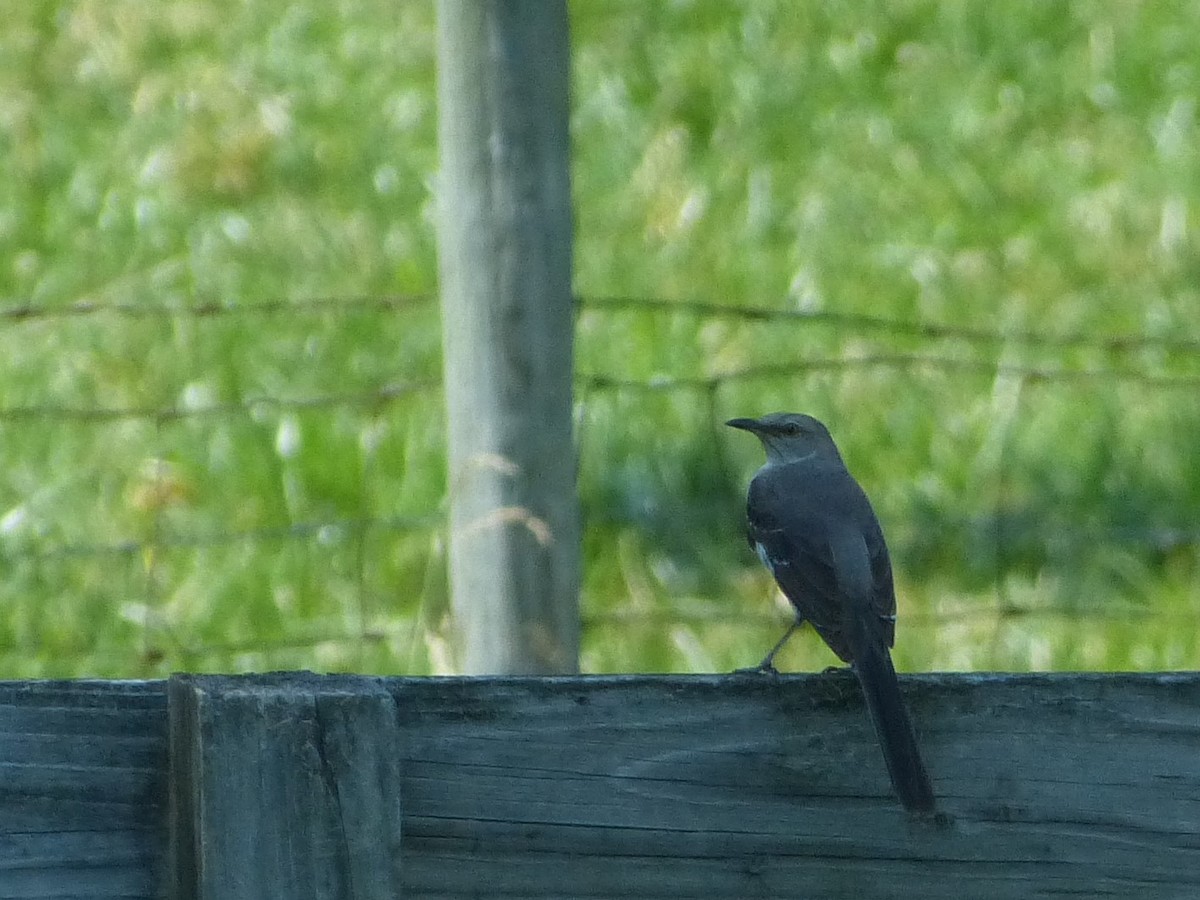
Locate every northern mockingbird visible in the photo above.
<box><xmin>727</xmin><ymin>411</ymin><xmax>936</xmax><ymax>813</ymax></box>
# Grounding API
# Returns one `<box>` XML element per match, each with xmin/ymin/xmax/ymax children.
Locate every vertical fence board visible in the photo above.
<box><xmin>168</xmin><ymin>674</ymin><xmax>402</xmax><ymax>900</ymax></box>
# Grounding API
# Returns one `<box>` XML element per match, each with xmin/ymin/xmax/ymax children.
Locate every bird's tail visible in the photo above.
<box><xmin>853</xmin><ymin>642</ymin><xmax>936</xmax><ymax>813</ymax></box>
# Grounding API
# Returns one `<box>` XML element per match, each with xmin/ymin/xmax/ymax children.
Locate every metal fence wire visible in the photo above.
<box><xmin>1</xmin><ymin>291</ymin><xmax>1198</xmax><ymax>673</ymax></box>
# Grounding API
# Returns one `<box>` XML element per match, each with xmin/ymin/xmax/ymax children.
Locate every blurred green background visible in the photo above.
<box><xmin>2</xmin><ymin>1</ymin><xmax>1199</xmax><ymax>678</ymax></box>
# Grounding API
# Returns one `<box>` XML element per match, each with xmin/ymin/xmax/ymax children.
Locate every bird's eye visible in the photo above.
<box><xmin>784</xmin><ymin>422</ymin><xmax>802</xmax><ymax>436</ymax></box>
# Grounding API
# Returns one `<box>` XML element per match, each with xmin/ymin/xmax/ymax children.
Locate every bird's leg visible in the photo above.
<box><xmin>735</xmin><ymin>617</ymin><xmax>802</xmax><ymax>675</ymax></box>
<box><xmin>758</xmin><ymin>619</ymin><xmax>801</xmax><ymax>671</ymax></box>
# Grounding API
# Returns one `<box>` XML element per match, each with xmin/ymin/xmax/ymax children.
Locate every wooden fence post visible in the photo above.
<box><xmin>434</xmin><ymin>1</ymin><xmax>580</xmax><ymax>674</ymax></box>
<box><xmin>168</xmin><ymin>674</ymin><xmax>402</xmax><ymax>900</ymax></box>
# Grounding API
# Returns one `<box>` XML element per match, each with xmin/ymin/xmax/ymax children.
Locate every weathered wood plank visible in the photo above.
<box><xmin>168</xmin><ymin>673</ymin><xmax>403</xmax><ymax>900</ymax></box>
<box><xmin>4</xmin><ymin>673</ymin><xmax>1198</xmax><ymax>899</ymax></box>
<box><xmin>388</xmin><ymin>673</ymin><xmax>1200</xmax><ymax>900</ymax></box>
<box><xmin>0</xmin><ymin>680</ymin><xmax>166</xmax><ymax>899</ymax></box>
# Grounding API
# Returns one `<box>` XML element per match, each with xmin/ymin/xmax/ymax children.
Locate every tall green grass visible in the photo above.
<box><xmin>1</xmin><ymin>1</ymin><xmax>1198</xmax><ymax>676</ymax></box>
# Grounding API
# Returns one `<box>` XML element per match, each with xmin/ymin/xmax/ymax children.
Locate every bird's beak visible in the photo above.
<box><xmin>725</xmin><ymin>417</ymin><xmax>762</xmax><ymax>433</ymax></box>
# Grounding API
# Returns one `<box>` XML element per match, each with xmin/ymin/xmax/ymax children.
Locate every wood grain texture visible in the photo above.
<box><xmin>166</xmin><ymin>672</ymin><xmax>1200</xmax><ymax>900</ymax></box>
<box><xmin>169</xmin><ymin>673</ymin><xmax>402</xmax><ymax>900</ymax></box>
<box><xmin>391</xmin><ymin>672</ymin><xmax>1200</xmax><ymax>899</ymax></box>
<box><xmin>434</xmin><ymin>0</ymin><xmax>581</xmax><ymax>674</ymax></box>
<box><xmin>0</xmin><ymin>679</ymin><xmax>166</xmax><ymax>899</ymax></box>
<box><xmin>3</xmin><ymin>673</ymin><xmax>1199</xmax><ymax>899</ymax></box>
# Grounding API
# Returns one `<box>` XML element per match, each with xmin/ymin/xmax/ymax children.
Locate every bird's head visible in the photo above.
<box><xmin>725</xmin><ymin>412</ymin><xmax>842</xmax><ymax>465</ymax></box>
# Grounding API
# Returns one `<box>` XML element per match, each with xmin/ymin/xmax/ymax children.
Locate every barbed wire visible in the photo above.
<box><xmin>0</xmin><ymin>293</ymin><xmax>435</xmax><ymax>321</ymax></box>
<box><xmin>3</xmin><ymin>290</ymin><xmax>1195</xmax><ymax>670</ymax></box>
<box><xmin>2</xmin><ymin>513</ymin><xmax>442</xmax><ymax>561</ymax></box>
<box><xmin>0</xmin><ymin>601</ymin><xmax>1182</xmax><ymax>673</ymax></box>
<box><xmin>0</xmin><ymin>379</ymin><xmax>440</xmax><ymax>423</ymax></box>
<box><xmin>4</xmin><ymin>503</ymin><xmax>1194</xmax><ymax>568</ymax></box>
<box><xmin>4</xmin><ymin>291</ymin><xmax>1199</xmax><ymax>356</ymax></box>
<box><xmin>4</xmin><ymin>356</ymin><xmax>1199</xmax><ymax>425</ymax></box>
<box><xmin>582</xmin><ymin>295</ymin><xmax>1200</xmax><ymax>355</ymax></box>
<box><xmin>582</xmin><ymin>603</ymin><xmax>1183</xmax><ymax>628</ymax></box>
<box><xmin>581</xmin><ymin>357</ymin><xmax>1200</xmax><ymax>391</ymax></box>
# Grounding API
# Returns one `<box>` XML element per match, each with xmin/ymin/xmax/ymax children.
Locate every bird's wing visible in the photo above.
<box><xmin>746</xmin><ymin>460</ymin><xmax>896</xmax><ymax>660</ymax></box>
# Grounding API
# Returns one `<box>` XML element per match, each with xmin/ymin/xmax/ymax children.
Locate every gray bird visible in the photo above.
<box><xmin>727</xmin><ymin>411</ymin><xmax>936</xmax><ymax>813</ymax></box>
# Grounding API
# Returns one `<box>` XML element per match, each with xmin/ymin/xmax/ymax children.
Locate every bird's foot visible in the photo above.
<box><xmin>820</xmin><ymin>664</ymin><xmax>851</xmax><ymax>675</ymax></box>
<box><xmin>733</xmin><ymin>661</ymin><xmax>781</xmax><ymax>677</ymax></box>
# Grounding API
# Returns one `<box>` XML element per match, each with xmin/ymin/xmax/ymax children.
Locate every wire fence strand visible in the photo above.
<box><xmin>5</xmin><ymin>290</ymin><xmax>1200</xmax><ymax>355</ymax></box>
<box><xmin>2</xmin><ymin>290</ymin><xmax>1197</xmax><ymax>672</ymax></box>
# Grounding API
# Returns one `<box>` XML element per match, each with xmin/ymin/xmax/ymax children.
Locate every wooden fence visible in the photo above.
<box><xmin>2</xmin><ymin>672</ymin><xmax>1198</xmax><ymax>898</ymax></box>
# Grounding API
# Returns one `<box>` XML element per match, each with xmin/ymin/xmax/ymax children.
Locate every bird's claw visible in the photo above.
<box><xmin>733</xmin><ymin>661</ymin><xmax>781</xmax><ymax>677</ymax></box>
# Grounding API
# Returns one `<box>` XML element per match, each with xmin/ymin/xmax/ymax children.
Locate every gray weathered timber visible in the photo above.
<box><xmin>169</xmin><ymin>673</ymin><xmax>402</xmax><ymax>900</ymax></box>
<box><xmin>391</xmin><ymin>672</ymin><xmax>1200</xmax><ymax>899</ymax></box>
<box><xmin>434</xmin><ymin>0</ymin><xmax>581</xmax><ymax>674</ymax></box>
<box><xmin>0</xmin><ymin>679</ymin><xmax>166</xmax><ymax>899</ymax></box>
<box><xmin>2</xmin><ymin>673</ymin><xmax>1199</xmax><ymax>898</ymax></box>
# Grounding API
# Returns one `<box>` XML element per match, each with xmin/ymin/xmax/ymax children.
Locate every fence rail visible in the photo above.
<box><xmin>2</xmin><ymin>672</ymin><xmax>1198</xmax><ymax>899</ymax></box>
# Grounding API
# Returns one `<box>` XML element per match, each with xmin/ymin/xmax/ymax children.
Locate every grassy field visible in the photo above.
<box><xmin>2</xmin><ymin>1</ymin><xmax>1198</xmax><ymax>677</ymax></box>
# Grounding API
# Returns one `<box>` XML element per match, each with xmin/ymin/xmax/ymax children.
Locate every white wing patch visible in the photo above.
<box><xmin>754</xmin><ymin>540</ymin><xmax>790</xmax><ymax>573</ymax></box>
